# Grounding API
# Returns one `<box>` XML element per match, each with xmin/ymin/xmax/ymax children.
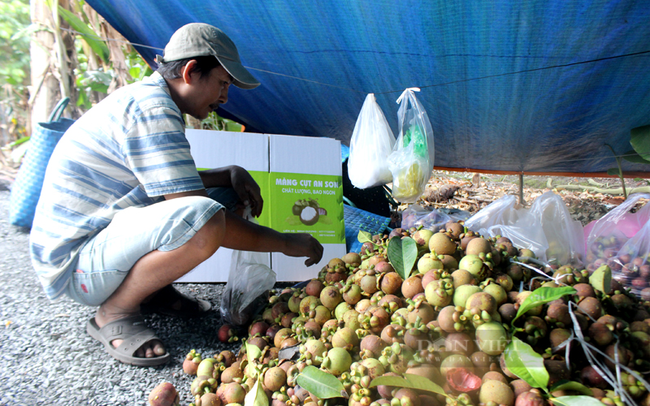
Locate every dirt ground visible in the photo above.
<box><xmin>415</xmin><ymin>170</ymin><xmax>650</xmax><ymax>227</ymax></box>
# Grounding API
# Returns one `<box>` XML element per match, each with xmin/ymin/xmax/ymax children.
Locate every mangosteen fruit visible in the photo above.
<box><xmin>429</xmin><ymin>233</ymin><xmax>457</xmax><ymax>256</ymax></box>
<box><xmin>514</xmin><ymin>390</ymin><xmax>547</xmax><ymax>406</ymax></box>
<box><xmin>465</xmin><ymin>237</ymin><xmax>492</xmax><ymax>256</ymax></box>
<box><xmin>402</xmin><ymin>274</ymin><xmax>425</xmax><ymax>299</ymax></box>
<box><xmin>263</xmin><ymin>366</ymin><xmax>287</xmax><ymax>392</ymax></box>
<box><xmin>479</xmin><ymin>379</ymin><xmax>515</xmax><ymax>406</ymax></box>
<box><xmin>475</xmin><ymin>322</ymin><xmax>507</xmax><ymax>356</ymax></box>
<box><xmin>451</xmin><ymin>269</ymin><xmax>475</xmax><ymax>288</ymax></box>
<box><xmin>440</xmin><ymin>354</ymin><xmax>473</xmax><ymax>376</ymax></box>
<box><xmin>321</xmin><ymin>347</ymin><xmax>352</xmax><ymax>376</ymax></box>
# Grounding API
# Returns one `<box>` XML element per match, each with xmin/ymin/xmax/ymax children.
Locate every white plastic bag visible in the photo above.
<box><xmin>220</xmin><ymin>210</ymin><xmax>277</xmax><ymax>326</ymax></box>
<box><xmin>347</xmin><ymin>93</ymin><xmax>396</xmax><ymax>189</ymax></box>
<box><xmin>387</xmin><ymin>88</ymin><xmax>435</xmax><ymax>203</ymax></box>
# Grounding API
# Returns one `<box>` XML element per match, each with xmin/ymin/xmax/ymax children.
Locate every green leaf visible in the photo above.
<box><xmin>622</xmin><ymin>149</ymin><xmax>650</xmax><ymax>164</ymax></box>
<box><xmin>357</xmin><ymin>230</ymin><xmax>373</xmax><ymax>243</ymax></box>
<box><xmin>549</xmin><ymin>380</ymin><xmax>593</xmax><ymax>396</ymax></box>
<box><xmin>128</xmin><ymin>66</ymin><xmax>142</xmax><ymax>79</ymax></box>
<box><xmin>57</xmin><ymin>6</ymin><xmax>110</xmax><ymax>63</ymax></box>
<box><xmin>631</xmin><ymin>125</ymin><xmax>650</xmax><ymax>161</ymax></box>
<box><xmin>504</xmin><ymin>337</ymin><xmax>549</xmax><ymax>389</ymax></box>
<box><xmin>369</xmin><ymin>374</ymin><xmax>448</xmax><ymax>398</ymax></box>
<box><xmin>246</xmin><ymin>341</ymin><xmax>262</xmax><ymax>363</ymax></box>
<box><xmin>512</xmin><ymin>286</ymin><xmax>576</xmax><ymax>324</ymax></box>
<box><xmin>551</xmin><ymin>396</ymin><xmax>606</xmax><ymax>406</ymax></box>
<box><xmin>244</xmin><ymin>378</ymin><xmax>268</xmax><ymax>406</ymax></box>
<box><xmin>76</xmin><ymin>90</ymin><xmax>91</xmax><ymax>109</ymax></box>
<box><xmin>589</xmin><ymin>265</ymin><xmax>611</xmax><ymax>294</ymax></box>
<box><xmin>403</xmin><ymin>374</ymin><xmax>448</xmax><ymax>397</ymax></box>
<box><xmin>387</xmin><ymin>236</ymin><xmax>418</xmax><ymax>280</ymax></box>
<box><xmin>295</xmin><ymin>366</ymin><xmax>348</xmax><ymax>399</ymax></box>
<box><xmin>369</xmin><ymin>374</ymin><xmax>408</xmax><ymax>388</ymax></box>
<box><xmin>88</xmin><ymin>82</ymin><xmax>109</xmax><ymax>93</ymax></box>
<box><xmin>607</xmin><ymin>167</ymin><xmax>621</xmax><ymax>176</ymax></box>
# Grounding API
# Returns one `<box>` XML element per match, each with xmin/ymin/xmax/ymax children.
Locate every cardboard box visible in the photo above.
<box><xmin>176</xmin><ymin>129</ymin><xmax>270</xmax><ymax>283</ymax></box>
<box><xmin>268</xmin><ymin>134</ymin><xmax>346</xmax><ymax>281</ymax></box>
<box><xmin>176</xmin><ymin>130</ymin><xmax>345</xmax><ymax>283</ymax></box>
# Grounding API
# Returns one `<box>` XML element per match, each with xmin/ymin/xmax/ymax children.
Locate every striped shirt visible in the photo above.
<box><xmin>29</xmin><ymin>72</ymin><xmax>205</xmax><ymax>300</ymax></box>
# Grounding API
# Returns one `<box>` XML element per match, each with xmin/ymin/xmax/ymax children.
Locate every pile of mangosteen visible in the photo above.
<box><xmin>181</xmin><ymin>221</ymin><xmax>650</xmax><ymax>406</ymax></box>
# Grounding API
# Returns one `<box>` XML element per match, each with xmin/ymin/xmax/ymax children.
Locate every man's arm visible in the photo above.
<box><xmin>197</xmin><ymin>166</ymin><xmax>234</xmax><ymax>188</ymax></box>
<box><xmin>163</xmin><ymin>191</ymin><xmax>323</xmax><ymax>266</ymax></box>
<box><xmin>222</xmin><ymin>210</ymin><xmax>323</xmax><ymax>266</ymax></box>
<box><xmin>199</xmin><ymin>165</ymin><xmax>263</xmax><ymax>217</ymax></box>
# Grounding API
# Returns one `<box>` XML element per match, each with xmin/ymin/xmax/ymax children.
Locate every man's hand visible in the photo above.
<box><xmin>283</xmin><ymin>233</ymin><xmax>324</xmax><ymax>266</ymax></box>
<box><xmin>230</xmin><ymin>166</ymin><xmax>263</xmax><ymax>217</ymax></box>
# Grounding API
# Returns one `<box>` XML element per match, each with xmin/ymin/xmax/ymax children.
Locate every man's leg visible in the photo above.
<box><xmin>70</xmin><ymin>196</ymin><xmax>225</xmax><ymax>360</ymax></box>
<box><xmin>93</xmin><ymin>209</ymin><xmax>225</xmax><ymax>357</ymax></box>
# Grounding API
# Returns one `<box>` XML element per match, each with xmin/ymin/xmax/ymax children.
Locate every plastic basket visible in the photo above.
<box><xmin>9</xmin><ymin>98</ymin><xmax>74</xmax><ymax>228</ymax></box>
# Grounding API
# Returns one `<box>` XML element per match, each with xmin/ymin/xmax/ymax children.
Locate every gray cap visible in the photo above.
<box><xmin>157</xmin><ymin>23</ymin><xmax>260</xmax><ymax>90</ymax></box>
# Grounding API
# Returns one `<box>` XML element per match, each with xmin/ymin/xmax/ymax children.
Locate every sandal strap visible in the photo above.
<box><xmin>98</xmin><ymin>315</ymin><xmax>149</xmax><ymax>343</ymax></box>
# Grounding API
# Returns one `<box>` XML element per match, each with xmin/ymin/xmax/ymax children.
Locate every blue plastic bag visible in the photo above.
<box><xmin>9</xmin><ymin>98</ymin><xmax>74</xmax><ymax>228</ymax></box>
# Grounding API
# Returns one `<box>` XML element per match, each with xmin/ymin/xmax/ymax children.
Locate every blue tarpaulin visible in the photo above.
<box><xmin>86</xmin><ymin>0</ymin><xmax>650</xmax><ymax>175</ymax></box>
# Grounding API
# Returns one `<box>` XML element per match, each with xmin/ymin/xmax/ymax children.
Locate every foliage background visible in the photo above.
<box><xmin>0</xmin><ymin>0</ymin><xmax>31</xmax><ymax>145</ymax></box>
<box><xmin>0</xmin><ymin>0</ymin><xmax>242</xmax><ymax>166</ymax></box>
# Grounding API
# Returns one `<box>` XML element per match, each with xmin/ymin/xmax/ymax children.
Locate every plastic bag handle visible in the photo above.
<box><xmin>396</xmin><ymin>87</ymin><xmax>421</xmax><ymax>104</ymax></box>
<box><xmin>47</xmin><ymin>97</ymin><xmax>70</xmax><ymax>122</ymax></box>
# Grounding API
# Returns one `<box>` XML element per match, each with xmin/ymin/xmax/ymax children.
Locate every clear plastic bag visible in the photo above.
<box><xmin>401</xmin><ymin>205</ymin><xmax>470</xmax><ymax>231</ymax></box>
<box><xmin>220</xmin><ymin>249</ymin><xmax>276</xmax><ymax>326</ymax></box>
<box><xmin>581</xmin><ymin>193</ymin><xmax>650</xmax><ymax>296</ymax></box>
<box><xmin>529</xmin><ymin>192</ymin><xmax>585</xmax><ymax>266</ymax></box>
<box><xmin>464</xmin><ymin>195</ymin><xmax>523</xmax><ymax>231</ymax></box>
<box><xmin>347</xmin><ymin>93</ymin><xmax>396</xmax><ymax>189</ymax></box>
<box><xmin>465</xmin><ymin>195</ymin><xmax>550</xmax><ymax>261</ymax></box>
<box><xmin>584</xmin><ymin>193</ymin><xmax>650</xmax><ymax>265</ymax></box>
<box><xmin>220</xmin><ymin>210</ymin><xmax>277</xmax><ymax>326</ymax></box>
<box><xmin>615</xmin><ymin>198</ymin><xmax>650</xmax><ymax>296</ymax></box>
<box><xmin>466</xmin><ymin>192</ymin><xmax>586</xmax><ymax>265</ymax></box>
<box><xmin>387</xmin><ymin>88</ymin><xmax>435</xmax><ymax>203</ymax></box>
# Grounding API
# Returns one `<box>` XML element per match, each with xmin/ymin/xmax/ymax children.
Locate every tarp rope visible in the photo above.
<box><xmin>61</xmin><ymin>26</ymin><xmax>650</xmax><ymax>96</ymax></box>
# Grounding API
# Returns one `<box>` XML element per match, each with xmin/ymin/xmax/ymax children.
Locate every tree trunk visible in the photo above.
<box><xmin>29</xmin><ymin>0</ymin><xmax>60</xmax><ymax>130</ymax></box>
<box><xmin>29</xmin><ymin>0</ymin><xmax>79</xmax><ymax>130</ymax></box>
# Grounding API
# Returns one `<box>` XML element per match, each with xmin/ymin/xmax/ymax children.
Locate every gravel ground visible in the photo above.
<box><xmin>0</xmin><ymin>186</ymin><xmax>240</xmax><ymax>406</ymax></box>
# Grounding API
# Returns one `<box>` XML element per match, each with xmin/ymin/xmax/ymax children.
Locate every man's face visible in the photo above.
<box><xmin>185</xmin><ymin>65</ymin><xmax>233</xmax><ymax>120</ymax></box>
